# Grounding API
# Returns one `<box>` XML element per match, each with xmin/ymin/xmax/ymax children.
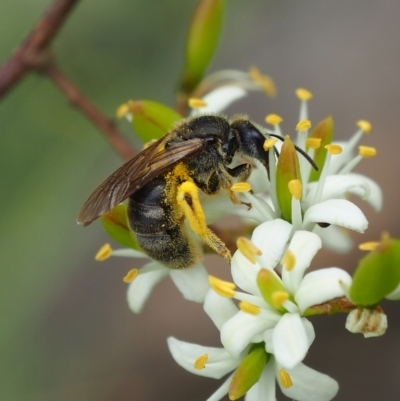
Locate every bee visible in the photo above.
<box><xmin>78</xmin><ymin>115</ymin><xmax>306</xmax><ymax>269</ymax></box>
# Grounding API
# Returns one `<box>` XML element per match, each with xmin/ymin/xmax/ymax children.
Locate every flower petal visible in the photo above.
<box><xmin>167</xmin><ymin>337</ymin><xmax>238</xmax><ymax>379</ymax></box>
<box><xmin>221</xmin><ymin>311</ymin><xmax>279</xmax><ymax>358</ymax></box>
<box><xmin>231</xmin><ymin>250</ymin><xmax>262</xmax><ymax>296</ymax></box>
<box><xmin>295</xmin><ymin>268</ymin><xmax>352</xmax><ymax>313</ymax></box>
<box><xmin>207</xmin><ymin>374</ymin><xmax>234</xmax><ymax>401</ymax></box>
<box><xmin>272</xmin><ymin>314</ymin><xmax>314</xmax><ymax>369</ymax></box>
<box><xmin>126</xmin><ymin>262</ymin><xmax>169</xmax><ymax>313</ymax></box>
<box><xmin>303</xmin><ymin>199</ymin><xmax>368</xmax><ymax>233</ymax></box>
<box><xmin>169</xmin><ymin>263</ymin><xmax>209</xmax><ymax>303</ymax></box>
<box><xmin>251</xmin><ymin>219</ymin><xmax>293</xmax><ymax>269</ymax></box>
<box><xmin>282</xmin><ymin>231</ymin><xmax>322</xmax><ymax>294</ymax></box>
<box><xmin>204</xmin><ymin>289</ymin><xmax>238</xmax><ymax>330</ymax></box>
<box><xmin>245</xmin><ymin>363</ymin><xmax>276</xmax><ymax>401</ymax></box>
<box><xmin>313</xmin><ymin>225</ymin><xmax>354</xmax><ymax>254</ymax></box>
<box><xmin>279</xmin><ymin>362</ymin><xmax>339</xmax><ymax>401</ymax></box>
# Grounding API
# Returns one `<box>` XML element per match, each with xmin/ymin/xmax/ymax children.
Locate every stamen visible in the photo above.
<box><xmin>281</xmin><ymin>250</ymin><xmax>296</xmax><ymax>271</ymax></box>
<box><xmin>357</xmin><ymin>120</ymin><xmax>372</xmax><ymax>133</ymax></box>
<box><xmin>279</xmin><ymin>369</ymin><xmax>293</xmax><ymax>388</ymax></box>
<box><xmin>288</xmin><ymin>180</ymin><xmax>302</xmax><ymax>200</ymax></box>
<box><xmin>188</xmin><ymin>97</ymin><xmax>207</xmax><ymax>108</ymax></box>
<box><xmin>95</xmin><ymin>243</ymin><xmax>112</xmax><ymax>261</ymax></box>
<box><xmin>265</xmin><ymin>114</ymin><xmax>283</xmax><ymax>125</ymax></box>
<box><xmin>115</xmin><ymin>103</ymin><xmax>129</xmax><ymax>119</ymax></box>
<box><xmin>231</xmin><ymin>182</ymin><xmax>252</xmax><ymax>193</ymax></box>
<box><xmin>123</xmin><ymin>268</ymin><xmax>139</xmax><ymax>283</ymax></box>
<box><xmin>239</xmin><ymin>301</ymin><xmax>260</xmax><ymax>315</ymax></box>
<box><xmin>236</xmin><ymin>237</ymin><xmax>262</xmax><ymax>264</ymax></box>
<box><xmin>295</xmin><ymin>88</ymin><xmax>313</xmax><ymax>101</ymax></box>
<box><xmin>325</xmin><ymin>144</ymin><xmax>343</xmax><ymax>155</ymax></box>
<box><xmin>296</xmin><ymin>119</ymin><xmax>311</xmax><ymax>131</ymax></box>
<box><xmin>359</xmin><ymin>241</ymin><xmax>379</xmax><ymax>251</ymax></box>
<box><xmin>249</xmin><ymin>66</ymin><xmax>277</xmax><ymax>97</ymax></box>
<box><xmin>271</xmin><ymin>291</ymin><xmax>290</xmax><ymax>308</ymax></box>
<box><xmin>263</xmin><ymin>137</ymin><xmax>278</xmax><ymax>150</ymax></box>
<box><xmin>208</xmin><ymin>275</ymin><xmax>236</xmax><ymax>298</ymax></box>
<box><xmin>194</xmin><ymin>354</ymin><xmax>208</xmax><ymax>370</ymax></box>
<box><xmin>305</xmin><ymin>137</ymin><xmax>321</xmax><ymax>149</ymax></box>
<box><xmin>359</xmin><ymin>146</ymin><xmax>377</xmax><ymax>158</ymax></box>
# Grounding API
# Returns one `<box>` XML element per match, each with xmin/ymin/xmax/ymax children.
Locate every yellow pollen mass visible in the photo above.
<box><xmin>265</xmin><ymin>114</ymin><xmax>283</xmax><ymax>125</ymax></box>
<box><xmin>325</xmin><ymin>144</ymin><xmax>343</xmax><ymax>155</ymax></box>
<box><xmin>236</xmin><ymin>237</ymin><xmax>262</xmax><ymax>264</ymax></box>
<box><xmin>295</xmin><ymin>88</ymin><xmax>313</xmax><ymax>101</ymax></box>
<box><xmin>272</xmin><ymin>291</ymin><xmax>289</xmax><ymax>308</ymax></box>
<box><xmin>357</xmin><ymin>120</ymin><xmax>372</xmax><ymax>133</ymax></box>
<box><xmin>279</xmin><ymin>369</ymin><xmax>293</xmax><ymax>388</ymax></box>
<box><xmin>281</xmin><ymin>249</ymin><xmax>296</xmax><ymax>271</ymax></box>
<box><xmin>208</xmin><ymin>275</ymin><xmax>236</xmax><ymax>298</ymax></box>
<box><xmin>123</xmin><ymin>268</ymin><xmax>139</xmax><ymax>283</ymax></box>
<box><xmin>288</xmin><ymin>180</ymin><xmax>302</xmax><ymax>200</ymax></box>
<box><xmin>263</xmin><ymin>137</ymin><xmax>278</xmax><ymax>150</ymax></box>
<box><xmin>249</xmin><ymin>66</ymin><xmax>277</xmax><ymax>97</ymax></box>
<box><xmin>359</xmin><ymin>146</ymin><xmax>377</xmax><ymax>158</ymax></box>
<box><xmin>95</xmin><ymin>243</ymin><xmax>112</xmax><ymax>261</ymax></box>
<box><xmin>231</xmin><ymin>182</ymin><xmax>252</xmax><ymax>193</ymax></box>
<box><xmin>359</xmin><ymin>241</ymin><xmax>379</xmax><ymax>251</ymax></box>
<box><xmin>296</xmin><ymin>119</ymin><xmax>311</xmax><ymax>131</ymax></box>
<box><xmin>239</xmin><ymin>301</ymin><xmax>260</xmax><ymax>315</ymax></box>
<box><xmin>305</xmin><ymin>137</ymin><xmax>321</xmax><ymax>149</ymax></box>
<box><xmin>194</xmin><ymin>354</ymin><xmax>209</xmax><ymax>370</ymax></box>
<box><xmin>188</xmin><ymin>97</ymin><xmax>207</xmax><ymax>108</ymax></box>
<box><xmin>115</xmin><ymin>103</ymin><xmax>130</xmax><ymax>119</ymax></box>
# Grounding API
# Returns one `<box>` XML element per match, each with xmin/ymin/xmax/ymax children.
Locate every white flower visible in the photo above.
<box><xmin>95</xmin><ymin>244</ymin><xmax>209</xmax><ymax>313</ymax></box>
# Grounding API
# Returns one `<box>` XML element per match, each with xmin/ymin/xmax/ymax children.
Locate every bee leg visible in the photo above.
<box><xmin>226</xmin><ymin>163</ymin><xmax>252</xmax><ymax>180</ymax></box>
<box><xmin>176</xmin><ymin>181</ymin><xmax>232</xmax><ymax>264</ymax></box>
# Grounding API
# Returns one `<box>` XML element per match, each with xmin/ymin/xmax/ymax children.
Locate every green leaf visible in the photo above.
<box><xmin>100</xmin><ymin>204</ymin><xmax>140</xmax><ymax>250</ymax></box>
<box><xmin>178</xmin><ymin>0</ymin><xmax>225</xmax><ymax>97</ymax></box>
<box><xmin>308</xmin><ymin>116</ymin><xmax>334</xmax><ymax>182</ymax></box>
<box><xmin>229</xmin><ymin>343</ymin><xmax>268</xmax><ymax>400</ymax></box>
<box><xmin>350</xmin><ymin>235</ymin><xmax>400</xmax><ymax>306</ymax></box>
<box><xmin>276</xmin><ymin>135</ymin><xmax>302</xmax><ymax>222</ymax></box>
<box><xmin>129</xmin><ymin>100</ymin><xmax>182</xmax><ymax>142</ymax></box>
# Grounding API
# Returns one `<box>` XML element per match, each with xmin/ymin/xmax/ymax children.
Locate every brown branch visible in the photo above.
<box><xmin>0</xmin><ymin>0</ymin><xmax>136</xmax><ymax>161</ymax></box>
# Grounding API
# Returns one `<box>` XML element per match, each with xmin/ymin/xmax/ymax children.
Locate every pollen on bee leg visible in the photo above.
<box><xmin>194</xmin><ymin>354</ymin><xmax>209</xmax><ymax>370</ymax></box>
<box><xmin>281</xmin><ymin>250</ymin><xmax>296</xmax><ymax>271</ymax></box>
<box><xmin>278</xmin><ymin>369</ymin><xmax>293</xmax><ymax>388</ymax></box>
<box><xmin>123</xmin><ymin>268</ymin><xmax>139</xmax><ymax>283</ymax></box>
<box><xmin>188</xmin><ymin>97</ymin><xmax>207</xmax><ymax>109</ymax></box>
<box><xmin>95</xmin><ymin>243</ymin><xmax>112</xmax><ymax>261</ymax></box>
<box><xmin>208</xmin><ymin>275</ymin><xmax>236</xmax><ymax>298</ymax></box>
<box><xmin>236</xmin><ymin>237</ymin><xmax>262</xmax><ymax>264</ymax></box>
<box><xmin>263</xmin><ymin>137</ymin><xmax>278</xmax><ymax>151</ymax></box>
<box><xmin>231</xmin><ymin>182</ymin><xmax>252</xmax><ymax>193</ymax></box>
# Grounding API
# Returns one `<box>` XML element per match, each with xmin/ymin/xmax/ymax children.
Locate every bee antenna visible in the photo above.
<box><xmin>268</xmin><ymin>134</ymin><xmax>318</xmax><ymax>171</ymax></box>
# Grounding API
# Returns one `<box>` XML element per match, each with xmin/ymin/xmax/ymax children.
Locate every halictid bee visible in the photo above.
<box><xmin>78</xmin><ymin>115</ymin><xmax>313</xmax><ymax>269</ymax></box>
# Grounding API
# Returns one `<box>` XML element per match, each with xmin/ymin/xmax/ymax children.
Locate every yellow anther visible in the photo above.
<box><xmin>288</xmin><ymin>180</ymin><xmax>302</xmax><ymax>201</ymax></box>
<box><xmin>359</xmin><ymin>241</ymin><xmax>379</xmax><ymax>251</ymax></box>
<box><xmin>359</xmin><ymin>146</ymin><xmax>377</xmax><ymax>158</ymax></box>
<box><xmin>271</xmin><ymin>291</ymin><xmax>290</xmax><ymax>308</ymax></box>
<box><xmin>249</xmin><ymin>66</ymin><xmax>277</xmax><ymax>97</ymax></box>
<box><xmin>239</xmin><ymin>301</ymin><xmax>261</xmax><ymax>315</ymax></box>
<box><xmin>194</xmin><ymin>354</ymin><xmax>208</xmax><ymax>370</ymax></box>
<box><xmin>95</xmin><ymin>243</ymin><xmax>112</xmax><ymax>261</ymax></box>
<box><xmin>115</xmin><ymin>103</ymin><xmax>130</xmax><ymax>119</ymax></box>
<box><xmin>188</xmin><ymin>97</ymin><xmax>207</xmax><ymax>108</ymax></box>
<box><xmin>281</xmin><ymin>249</ymin><xmax>296</xmax><ymax>271</ymax></box>
<box><xmin>305</xmin><ymin>137</ymin><xmax>322</xmax><ymax>149</ymax></box>
<box><xmin>279</xmin><ymin>369</ymin><xmax>293</xmax><ymax>389</ymax></box>
<box><xmin>296</xmin><ymin>119</ymin><xmax>311</xmax><ymax>131</ymax></box>
<box><xmin>236</xmin><ymin>237</ymin><xmax>262</xmax><ymax>264</ymax></box>
<box><xmin>324</xmin><ymin>144</ymin><xmax>343</xmax><ymax>155</ymax></box>
<box><xmin>263</xmin><ymin>137</ymin><xmax>278</xmax><ymax>150</ymax></box>
<box><xmin>295</xmin><ymin>88</ymin><xmax>313</xmax><ymax>101</ymax></box>
<box><xmin>231</xmin><ymin>182</ymin><xmax>252</xmax><ymax>193</ymax></box>
<box><xmin>123</xmin><ymin>268</ymin><xmax>139</xmax><ymax>283</ymax></box>
<box><xmin>357</xmin><ymin>120</ymin><xmax>372</xmax><ymax>133</ymax></box>
<box><xmin>208</xmin><ymin>275</ymin><xmax>236</xmax><ymax>298</ymax></box>
<box><xmin>265</xmin><ymin>114</ymin><xmax>283</xmax><ymax>125</ymax></box>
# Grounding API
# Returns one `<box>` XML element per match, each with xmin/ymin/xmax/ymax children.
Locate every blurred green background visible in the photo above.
<box><xmin>1</xmin><ymin>1</ymin><xmax>400</xmax><ymax>400</ymax></box>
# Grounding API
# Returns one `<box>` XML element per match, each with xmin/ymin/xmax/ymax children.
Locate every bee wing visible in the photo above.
<box><xmin>77</xmin><ymin>136</ymin><xmax>204</xmax><ymax>226</ymax></box>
